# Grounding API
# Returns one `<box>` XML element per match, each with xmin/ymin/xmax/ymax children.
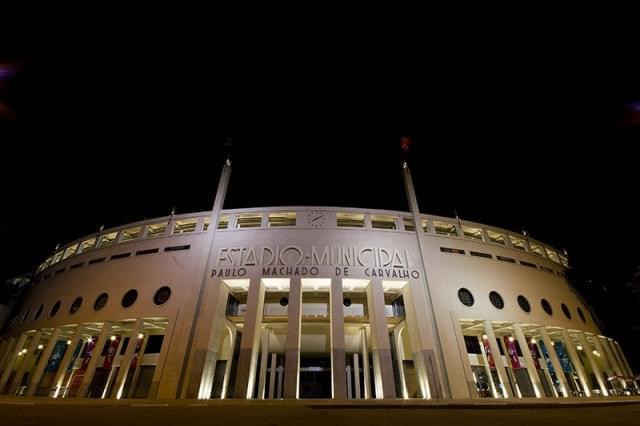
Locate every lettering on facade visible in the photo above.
<box><xmin>211</xmin><ymin>245</ymin><xmax>420</xmax><ymax>278</ymax></box>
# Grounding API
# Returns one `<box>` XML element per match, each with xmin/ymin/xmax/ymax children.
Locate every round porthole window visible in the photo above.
<box><xmin>154</xmin><ymin>286</ymin><xmax>171</xmax><ymax>306</ymax></box>
<box><xmin>458</xmin><ymin>288</ymin><xmax>474</xmax><ymax>307</ymax></box>
<box><xmin>561</xmin><ymin>303</ymin><xmax>572</xmax><ymax>319</ymax></box>
<box><xmin>489</xmin><ymin>291</ymin><xmax>504</xmax><ymax>309</ymax></box>
<box><xmin>122</xmin><ymin>289</ymin><xmax>138</xmax><ymax>308</ymax></box>
<box><xmin>34</xmin><ymin>304</ymin><xmax>44</xmax><ymax>321</ymax></box>
<box><xmin>50</xmin><ymin>301</ymin><xmax>61</xmax><ymax>318</ymax></box>
<box><xmin>577</xmin><ymin>307</ymin><xmax>586</xmax><ymax>323</ymax></box>
<box><xmin>94</xmin><ymin>293</ymin><xmax>109</xmax><ymax>311</ymax></box>
<box><xmin>279</xmin><ymin>297</ymin><xmax>289</xmax><ymax>307</ymax></box>
<box><xmin>541</xmin><ymin>299</ymin><xmax>553</xmax><ymax>316</ymax></box>
<box><xmin>343</xmin><ymin>297</ymin><xmax>352</xmax><ymax>307</ymax></box>
<box><xmin>70</xmin><ymin>297</ymin><xmax>83</xmax><ymax>314</ymax></box>
<box><xmin>517</xmin><ymin>295</ymin><xmax>531</xmax><ymax>313</ymax></box>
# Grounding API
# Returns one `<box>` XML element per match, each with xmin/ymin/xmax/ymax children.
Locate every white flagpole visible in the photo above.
<box><xmin>400</xmin><ymin>138</ymin><xmax>451</xmax><ymax>399</ymax></box>
<box><xmin>176</xmin><ymin>140</ymin><xmax>233</xmax><ymax>398</ymax></box>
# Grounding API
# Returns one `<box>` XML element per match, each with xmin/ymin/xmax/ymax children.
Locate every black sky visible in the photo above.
<box><xmin>1</xmin><ymin>17</ymin><xmax>639</xmax><ymax>295</ymax></box>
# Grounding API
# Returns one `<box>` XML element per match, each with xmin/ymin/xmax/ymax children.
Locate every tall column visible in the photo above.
<box><xmin>360</xmin><ymin>328</ymin><xmax>371</xmax><ymax>398</ymax></box>
<box><xmin>0</xmin><ymin>337</ymin><xmax>17</xmax><ymax>376</ymax></box>
<box><xmin>599</xmin><ymin>337</ymin><xmax>626</xmax><ymax>388</ymax></box>
<box><xmin>26</xmin><ymin>328</ymin><xmax>63</xmax><ymax>396</ymax></box>
<box><xmin>220</xmin><ymin>327</ymin><xmax>236</xmax><ymax>399</ymax></box>
<box><xmin>559</xmin><ymin>329</ymin><xmax>591</xmax><ymax>396</ymax></box>
<box><xmin>0</xmin><ymin>333</ymin><xmax>28</xmax><ymax>394</ymax></box>
<box><xmin>402</xmin><ymin>285</ymin><xmax>435</xmax><ymax>398</ymax></box>
<box><xmin>78</xmin><ymin>322</ymin><xmax>112</xmax><ymax>398</ymax></box>
<box><xmin>0</xmin><ymin>340</ymin><xmax>10</xmax><ymax>373</ymax></box>
<box><xmin>257</xmin><ymin>329</ymin><xmax>270</xmax><ymax>399</ymax></box>
<box><xmin>612</xmin><ymin>341</ymin><xmax>635</xmax><ymax>382</ymax></box>
<box><xmin>366</xmin><ymin>279</ymin><xmax>396</xmax><ymax>398</ymax></box>
<box><xmin>590</xmin><ymin>335</ymin><xmax>615</xmax><ymax>386</ymax></box>
<box><xmin>513</xmin><ymin>323</ymin><xmax>542</xmax><ymax>398</ymax></box>
<box><xmin>353</xmin><ymin>353</ymin><xmax>361</xmax><ymax>398</ymax></box>
<box><xmin>111</xmin><ymin>319</ymin><xmax>144</xmax><ymax>399</ymax></box>
<box><xmin>484</xmin><ymin>321</ymin><xmax>513</xmax><ymax>398</ymax></box>
<box><xmin>127</xmin><ymin>334</ymin><xmax>150</xmax><ymax>399</ymax></box>
<box><xmin>393</xmin><ymin>326</ymin><xmax>408</xmax><ymax>399</ymax></box>
<box><xmin>268</xmin><ymin>352</ymin><xmax>277</xmax><ymax>399</ymax></box>
<box><xmin>53</xmin><ymin>325</ymin><xmax>85</xmax><ymax>398</ymax></box>
<box><xmin>451</xmin><ymin>317</ymin><xmax>477</xmax><ymax>399</ymax></box>
<box><xmin>577</xmin><ymin>332</ymin><xmax>608</xmax><ymax>396</ymax></box>
<box><xmin>330</xmin><ymin>278</ymin><xmax>347</xmax><ymax>399</ymax></box>
<box><xmin>283</xmin><ymin>277</ymin><xmax>302</xmax><ymax>399</ymax></box>
<box><xmin>234</xmin><ymin>279</ymin><xmax>265</xmax><ymax>398</ymax></box>
<box><xmin>538</xmin><ymin>327</ymin><xmax>569</xmax><ymax>397</ymax></box>
<box><xmin>535</xmin><ymin>340</ymin><xmax>559</xmax><ymax>397</ymax></box>
<box><xmin>477</xmin><ymin>335</ymin><xmax>498</xmax><ymax>398</ymax></box>
<box><xmin>9</xmin><ymin>330</ymin><xmax>43</xmax><ymax>395</ymax></box>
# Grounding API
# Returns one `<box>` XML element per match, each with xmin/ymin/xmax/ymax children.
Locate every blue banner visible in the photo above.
<box><xmin>538</xmin><ymin>340</ymin><xmax>554</xmax><ymax>373</ymax></box>
<box><xmin>553</xmin><ymin>342</ymin><xmax>573</xmax><ymax>373</ymax></box>
<box><xmin>67</xmin><ymin>340</ymin><xmax>83</xmax><ymax>373</ymax></box>
<box><xmin>46</xmin><ymin>341</ymin><xmax>68</xmax><ymax>372</ymax></box>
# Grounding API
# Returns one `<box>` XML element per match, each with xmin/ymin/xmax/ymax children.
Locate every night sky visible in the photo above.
<box><xmin>1</xmin><ymin>21</ymin><xmax>639</xmax><ymax>351</ymax></box>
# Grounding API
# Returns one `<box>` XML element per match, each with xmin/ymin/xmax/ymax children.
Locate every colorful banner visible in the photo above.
<box><xmin>129</xmin><ymin>336</ymin><xmax>144</xmax><ymax>370</ymax></box>
<box><xmin>67</xmin><ymin>340</ymin><xmax>84</xmax><ymax>373</ymax></box>
<box><xmin>482</xmin><ymin>336</ymin><xmax>495</xmax><ymax>368</ymax></box>
<box><xmin>103</xmin><ymin>336</ymin><xmax>121</xmax><ymax>369</ymax></box>
<box><xmin>46</xmin><ymin>341</ymin><xmax>68</xmax><ymax>372</ymax></box>
<box><xmin>538</xmin><ymin>340</ymin><xmax>554</xmax><ymax>373</ymax></box>
<box><xmin>80</xmin><ymin>338</ymin><xmax>96</xmax><ymax>371</ymax></box>
<box><xmin>553</xmin><ymin>342</ymin><xmax>573</xmax><ymax>374</ymax></box>
<box><xmin>529</xmin><ymin>341</ymin><xmax>541</xmax><ymax>370</ymax></box>
<box><xmin>504</xmin><ymin>336</ymin><xmax>521</xmax><ymax>369</ymax></box>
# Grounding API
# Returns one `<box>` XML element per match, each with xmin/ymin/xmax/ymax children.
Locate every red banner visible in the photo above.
<box><xmin>504</xmin><ymin>336</ymin><xmax>521</xmax><ymax>368</ymax></box>
<box><xmin>482</xmin><ymin>336</ymin><xmax>495</xmax><ymax>368</ymax></box>
<box><xmin>529</xmin><ymin>341</ymin><xmax>541</xmax><ymax>370</ymax></box>
<box><xmin>80</xmin><ymin>339</ymin><xmax>96</xmax><ymax>371</ymax></box>
<box><xmin>129</xmin><ymin>336</ymin><xmax>144</xmax><ymax>370</ymax></box>
<box><xmin>103</xmin><ymin>336</ymin><xmax>121</xmax><ymax>369</ymax></box>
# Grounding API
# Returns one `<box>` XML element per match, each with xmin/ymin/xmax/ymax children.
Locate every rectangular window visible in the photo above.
<box><xmin>434</xmin><ymin>221</ymin><xmax>458</xmax><ymax>237</ymax></box>
<box><xmin>440</xmin><ymin>247</ymin><xmax>465</xmax><ymax>255</ymax></box>
<box><xmin>529</xmin><ymin>243</ymin><xmax>545</xmax><ymax>257</ymax></box>
<box><xmin>121</xmin><ymin>226</ymin><xmax>142</xmax><ymax>242</ymax></box>
<box><xmin>70</xmin><ymin>262</ymin><xmax>84</xmax><ymax>270</ymax></box>
<box><xmin>545</xmin><ymin>249</ymin><xmax>560</xmax><ymax>263</ymax></box>
<box><xmin>520</xmin><ymin>261</ymin><xmax>537</xmax><ymax>268</ymax></box>
<box><xmin>462</xmin><ymin>226</ymin><xmax>484</xmax><ymax>241</ymax></box>
<box><xmin>236</xmin><ymin>214</ymin><xmax>262</xmax><ymax>228</ymax></box>
<box><xmin>464</xmin><ymin>335</ymin><xmax>482</xmax><ymax>354</ymax></box>
<box><xmin>402</xmin><ymin>218</ymin><xmax>415</xmax><ymax>231</ymax></box>
<box><xmin>62</xmin><ymin>244</ymin><xmax>78</xmax><ymax>260</ymax></box>
<box><xmin>88</xmin><ymin>257</ymin><xmax>106</xmax><ymax>264</ymax></box>
<box><xmin>509</xmin><ymin>236</ymin><xmax>526</xmax><ymax>251</ymax></box>
<box><xmin>110</xmin><ymin>252</ymin><xmax>131</xmax><ymax>260</ymax></box>
<box><xmin>421</xmin><ymin>219</ymin><xmax>429</xmax><ymax>233</ymax></box>
<box><xmin>136</xmin><ymin>248</ymin><xmax>159</xmax><ymax>256</ymax></box>
<box><xmin>371</xmin><ymin>215</ymin><xmax>397</xmax><ymax>230</ymax></box>
<box><xmin>337</xmin><ymin>212</ymin><xmax>365</xmax><ymax>228</ymax></box>
<box><xmin>217</xmin><ymin>216</ymin><xmax>229</xmax><ymax>229</ymax></box>
<box><xmin>164</xmin><ymin>245</ymin><xmax>191</xmax><ymax>252</ymax></box>
<box><xmin>203</xmin><ymin>218</ymin><xmax>210</xmax><ymax>231</ymax></box>
<box><xmin>470</xmin><ymin>251</ymin><xmax>492</xmax><ymax>259</ymax></box>
<box><xmin>497</xmin><ymin>255</ymin><xmax>516</xmax><ymax>263</ymax></box>
<box><xmin>559</xmin><ymin>254</ymin><xmax>569</xmax><ymax>268</ymax></box>
<box><xmin>79</xmin><ymin>238</ymin><xmax>96</xmax><ymax>253</ymax></box>
<box><xmin>51</xmin><ymin>250</ymin><xmax>64</xmax><ymax>265</ymax></box>
<box><xmin>173</xmin><ymin>219</ymin><xmax>198</xmax><ymax>234</ymax></box>
<box><xmin>98</xmin><ymin>232</ymin><xmax>118</xmax><ymax>248</ymax></box>
<box><xmin>540</xmin><ymin>265</ymin><xmax>554</xmax><ymax>274</ymax></box>
<box><xmin>268</xmin><ymin>212</ymin><xmax>296</xmax><ymax>227</ymax></box>
<box><xmin>146</xmin><ymin>222</ymin><xmax>168</xmax><ymax>238</ymax></box>
<box><xmin>487</xmin><ymin>230</ymin><xmax>506</xmax><ymax>245</ymax></box>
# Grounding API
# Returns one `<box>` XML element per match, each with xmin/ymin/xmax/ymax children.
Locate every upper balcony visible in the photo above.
<box><xmin>34</xmin><ymin>206</ymin><xmax>569</xmax><ymax>277</ymax></box>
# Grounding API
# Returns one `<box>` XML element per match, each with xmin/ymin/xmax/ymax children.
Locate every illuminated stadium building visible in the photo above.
<box><xmin>0</xmin><ymin>153</ymin><xmax>637</xmax><ymax>401</ymax></box>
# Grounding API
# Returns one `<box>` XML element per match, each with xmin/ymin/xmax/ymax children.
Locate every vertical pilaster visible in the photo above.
<box><xmin>559</xmin><ymin>329</ymin><xmax>590</xmax><ymax>396</ymax></box>
<box><xmin>0</xmin><ymin>333</ymin><xmax>27</xmax><ymax>393</ymax></box>
<box><xmin>111</xmin><ymin>319</ymin><xmax>144</xmax><ymax>399</ymax></box>
<box><xmin>599</xmin><ymin>337</ymin><xmax>626</xmax><ymax>388</ymax></box>
<box><xmin>477</xmin><ymin>335</ymin><xmax>498</xmax><ymax>398</ymax></box>
<box><xmin>513</xmin><ymin>323</ymin><xmax>542</xmax><ymax>398</ymax></box>
<box><xmin>283</xmin><ymin>277</ymin><xmax>302</xmax><ymax>399</ymax></box>
<box><xmin>234</xmin><ymin>279</ymin><xmax>265</xmax><ymax>398</ymax></box>
<box><xmin>538</xmin><ymin>327</ymin><xmax>569</xmax><ymax>397</ymax></box>
<box><xmin>360</xmin><ymin>328</ymin><xmax>371</xmax><ymax>398</ymax></box>
<box><xmin>590</xmin><ymin>335</ymin><xmax>615</xmax><ymax>388</ymax></box>
<box><xmin>366</xmin><ymin>279</ymin><xmax>396</xmax><ymax>399</ymax></box>
<box><xmin>484</xmin><ymin>321</ymin><xmax>512</xmax><ymax>398</ymax></box>
<box><xmin>257</xmin><ymin>329</ymin><xmax>270</xmax><ymax>399</ymax></box>
<box><xmin>78</xmin><ymin>322</ymin><xmax>112</xmax><ymax>398</ymax></box>
<box><xmin>26</xmin><ymin>327</ymin><xmax>63</xmax><ymax>396</ymax></box>
<box><xmin>577</xmin><ymin>332</ymin><xmax>608</xmax><ymax>396</ymax></box>
<box><xmin>10</xmin><ymin>330</ymin><xmax>43</xmax><ymax>395</ymax></box>
<box><xmin>0</xmin><ymin>337</ymin><xmax>17</xmax><ymax>376</ymax></box>
<box><xmin>330</xmin><ymin>278</ymin><xmax>347</xmax><ymax>399</ymax></box>
<box><xmin>52</xmin><ymin>325</ymin><xmax>85</xmax><ymax>398</ymax></box>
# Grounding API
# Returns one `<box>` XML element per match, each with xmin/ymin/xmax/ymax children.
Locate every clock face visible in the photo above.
<box><xmin>306</xmin><ymin>210</ymin><xmax>327</xmax><ymax>228</ymax></box>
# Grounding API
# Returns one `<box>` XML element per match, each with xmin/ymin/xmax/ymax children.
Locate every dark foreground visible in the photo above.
<box><xmin>1</xmin><ymin>397</ymin><xmax>640</xmax><ymax>426</ymax></box>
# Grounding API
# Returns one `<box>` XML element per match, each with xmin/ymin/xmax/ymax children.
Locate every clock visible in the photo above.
<box><xmin>306</xmin><ymin>210</ymin><xmax>327</xmax><ymax>228</ymax></box>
